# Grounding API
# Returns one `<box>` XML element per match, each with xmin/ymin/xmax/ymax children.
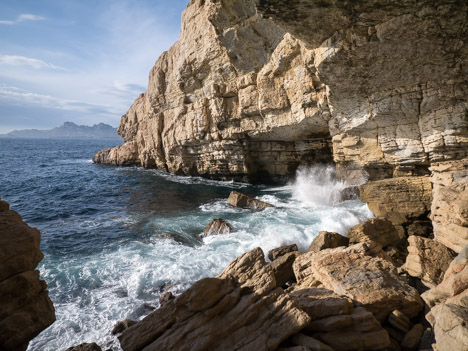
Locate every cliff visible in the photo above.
<box><xmin>0</xmin><ymin>198</ymin><xmax>55</xmax><ymax>351</ymax></box>
<box><xmin>94</xmin><ymin>0</ymin><xmax>467</xmax><ymax>250</ymax></box>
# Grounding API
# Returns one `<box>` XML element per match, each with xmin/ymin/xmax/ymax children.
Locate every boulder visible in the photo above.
<box><xmin>268</xmin><ymin>244</ymin><xmax>298</xmax><ymax>261</ymax></box>
<box><xmin>289</xmin><ymin>287</ymin><xmax>390</xmax><ymax>351</ymax></box>
<box><xmin>308</xmin><ymin>231</ymin><xmax>349</xmax><ymax>253</ymax></box>
<box><xmin>312</xmin><ymin>307</ymin><xmax>390</xmax><ymax>351</ymax></box>
<box><xmin>422</xmin><ymin>244</ymin><xmax>468</xmax><ymax>306</ymax></box>
<box><xmin>66</xmin><ymin>343</ymin><xmax>102</xmax><ymax>351</ymax></box>
<box><xmin>270</xmin><ymin>251</ymin><xmax>299</xmax><ymax>287</ymax></box>
<box><xmin>405</xmin><ymin>236</ymin><xmax>455</xmax><ymax>288</ymax></box>
<box><xmin>0</xmin><ymin>204</ymin><xmax>55</xmax><ymax>351</ymax></box>
<box><xmin>289</xmin><ymin>288</ymin><xmax>353</xmax><ymax>321</ymax></box>
<box><xmin>112</xmin><ymin>319</ymin><xmax>138</xmax><ymax>335</ymax></box>
<box><xmin>359</xmin><ymin>177</ymin><xmax>432</xmax><ymax>236</ymax></box>
<box><xmin>227</xmin><ymin>191</ymin><xmax>273</xmax><ymax>210</ymax></box>
<box><xmin>201</xmin><ymin>218</ymin><xmax>234</xmax><ymax>237</ymax></box>
<box><xmin>119</xmin><ymin>248</ymin><xmax>310</xmax><ymax>351</ymax></box>
<box><xmin>293</xmin><ymin>242</ymin><xmax>423</xmax><ymax>322</ymax></box>
<box><xmin>426</xmin><ymin>291</ymin><xmax>468</xmax><ymax>351</ymax></box>
<box><xmin>401</xmin><ymin>324</ymin><xmax>424</xmax><ymax>351</ymax></box>
<box><xmin>347</xmin><ymin>218</ymin><xmax>401</xmax><ymax>248</ymax></box>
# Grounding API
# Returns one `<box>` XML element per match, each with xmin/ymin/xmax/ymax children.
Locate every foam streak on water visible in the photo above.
<box><xmin>0</xmin><ymin>139</ymin><xmax>371</xmax><ymax>350</ymax></box>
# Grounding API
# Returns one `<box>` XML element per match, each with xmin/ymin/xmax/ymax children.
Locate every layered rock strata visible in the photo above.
<box><xmin>94</xmin><ymin>0</ymin><xmax>334</xmax><ymax>183</ymax></box>
<box><xmin>119</xmin><ymin>248</ymin><xmax>310</xmax><ymax>351</ymax></box>
<box><xmin>0</xmin><ymin>198</ymin><xmax>55</xmax><ymax>351</ymax></box>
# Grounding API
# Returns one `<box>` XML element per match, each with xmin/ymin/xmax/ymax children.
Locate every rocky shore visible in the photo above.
<box><xmin>89</xmin><ymin>1</ymin><xmax>468</xmax><ymax>347</ymax></box>
<box><xmin>100</xmin><ymin>191</ymin><xmax>465</xmax><ymax>351</ymax></box>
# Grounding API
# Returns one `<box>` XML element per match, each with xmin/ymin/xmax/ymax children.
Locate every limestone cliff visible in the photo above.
<box><xmin>94</xmin><ymin>0</ymin><xmax>468</xmax><ymax>247</ymax></box>
<box><xmin>94</xmin><ymin>0</ymin><xmax>333</xmax><ymax>183</ymax></box>
<box><xmin>0</xmin><ymin>198</ymin><xmax>55</xmax><ymax>351</ymax></box>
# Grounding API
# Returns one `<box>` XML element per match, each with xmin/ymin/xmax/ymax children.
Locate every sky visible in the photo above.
<box><xmin>0</xmin><ymin>0</ymin><xmax>188</xmax><ymax>134</ymax></box>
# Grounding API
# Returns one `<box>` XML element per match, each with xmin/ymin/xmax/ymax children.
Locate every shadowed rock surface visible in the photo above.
<box><xmin>0</xmin><ymin>198</ymin><xmax>55</xmax><ymax>351</ymax></box>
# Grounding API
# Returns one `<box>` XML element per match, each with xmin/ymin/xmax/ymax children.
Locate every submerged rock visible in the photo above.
<box><xmin>201</xmin><ymin>218</ymin><xmax>234</xmax><ymax>237</ymax></box>
<box><xmin>0</xmin><ymin>200</ymin><xmax>55</xmax><ymax>351</ymax></box>
<box><xmin>227</xmin><ymin>191</ymin><xmax>273</xmax><ymax>210</ymax></box>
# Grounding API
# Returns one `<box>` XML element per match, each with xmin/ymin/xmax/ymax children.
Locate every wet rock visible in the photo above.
<box><xmin>112</xmin><ymin>319</ymin><xmax>137</xmax><ymax>335</ymax></box>
<box><xmin>66</xmin><ymin>343</ymin><xmax>102</xmax><ymax>351</ymax></box>
<box><xmin>401</xmin><ymin>323</ymin><xmax>424</xmax><ymax>351</ymax></box>
<box><xmin>227</xmin><ymin>191</ymin><xmax>273</xmax><ymax>210</ymax></box>
<box><xmin>347</xmin><ymin>217</ymin><xmax>401</xmax><ymax>248</ymax></box>
<box><xmin>201</xmin><ymin>218</ymin><xmax>234</xmax><ymax>237</ymax></box>
<box><xmin>0</xmin><ymin>203</ymin><xmax>55</xmax><ymax>351</ymax></box>
<box><xmin>268</xmin><ymin>244</ymin><xmax>298</xmax><ymax>261</ymax></box>
<box><xmin>405</xmin><ymin>236</ymin><xmax>455</xmax><ymax>288</ymax></box>
<box><xmin>294</xmin><ymin>242</ymin><xmax>423</xmax><ymax>322</ymax></box>
<box><xmin>331</xmin><ymin>186</ymin><xmax>360</xmax><ymax>202</ymax></box>
<box><xmin>159</xmin><ymin>291</ymin><xmax>175</xmax><ymax>305</ymax></box>
<box><xmin>308</xmin><ymin>231</ymin><xmax>349</xmax><ymax>253</ymax></box>
<box><xmin>119</xmin><ymin>247</ymin><xmax>310</xmax><ymax>351</ymax></box>
<box><xmin>270</xmin><ymin>251</ymin><xmax>299</xmax><ymax>287</ymax></box>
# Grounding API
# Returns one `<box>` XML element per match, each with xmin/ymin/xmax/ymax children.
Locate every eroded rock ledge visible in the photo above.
<box><xmin>0</xmin><ymin>198</ymin><xmax>55</xmax><ymax>351</ymax></box>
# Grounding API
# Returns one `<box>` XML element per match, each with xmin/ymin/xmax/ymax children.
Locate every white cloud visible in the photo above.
<box><xmin>0</xmin><ymin>86</ymin><xmax>120</xmax><ymax>116</ymax></box>
<box><xmin>0</xmin><ymin>55</ymin><xmax>66</xmax><ymax>70</ymax></box>
<box><xmin>0</xmin><ymin>13</ymin><xmax>45</xmax><ymax>25</ymax></box>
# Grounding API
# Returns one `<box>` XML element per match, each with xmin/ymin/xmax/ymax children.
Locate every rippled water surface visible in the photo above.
<box><xmin>0</xmin><ymin>138</ymin><xmax>372</xmax><ymax>350</ymax></box>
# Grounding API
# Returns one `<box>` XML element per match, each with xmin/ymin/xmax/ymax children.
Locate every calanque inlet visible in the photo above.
<box><xmin>1</xmin><ymin>0</ymin><xmax>467</xmax><ymax>350</ymax></box>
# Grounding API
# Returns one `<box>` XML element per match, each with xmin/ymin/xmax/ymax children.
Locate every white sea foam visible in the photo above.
<box><xmin>29</xmin><ymin>165</ymin><xmax>372</xmax><ymax>351</ymax></box>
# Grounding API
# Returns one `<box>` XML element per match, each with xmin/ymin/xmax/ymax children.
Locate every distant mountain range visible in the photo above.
<box><xmin>0</xmin><ymin>122</ymin><xmax>121</xmax><ymax>139</ymax></box>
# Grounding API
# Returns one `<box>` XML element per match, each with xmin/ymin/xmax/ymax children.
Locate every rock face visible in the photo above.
<box><xmin>358</xmin><ymin>177</ymin><xmax>433</xmax><ymax>236</ymax></box>
<box><xmin>95</xmin><ymin>0</ymin><xmax>467</xmax><ymax>185</ymax></box>
<box><xmin>422</xmin><ymin>244</ymin><xmax>468</xmax><ymax>351</ymax></box>
<box><xmin>94</xmin><ymin>0</ymin><xmax>334</xmax><ymax>183</ymax></box>
<box><xmin>227</xmin><ymin>191</ymin><xmax>273</xmax><ymax>210</ymax></box>
<box><xmin>430</xmin><ymin>160</ymin><xmax>468</xmax><ymax>253</ymax></box>
<box><xmin>405</xmin><ymin>236</ymin><xmax>455</xmax><ymax>288</ymax></box>
<box><xmin>293</xmin><ymin>242</ymin><xmax>423</xmax><ymax>322</ymax></box>
<box><xmin>0</xmin><ymin>199</ymin><xmax>55</xmax><ymax>351</ymax></box>
<box><xmin>119</xmin><ymin>247</ymin><xmax>310</xmax><ymax>351</ymax></box>
<box><xmin>268</xmin><ymin>244</ymin><xmax>298</xmax><ymax>261</ymax></box>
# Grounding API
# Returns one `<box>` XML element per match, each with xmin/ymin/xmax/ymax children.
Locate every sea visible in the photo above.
<box><xmin>0</xmin><ymin>138</ymin><xmax>373</xmax><ymax>350</ymax></box>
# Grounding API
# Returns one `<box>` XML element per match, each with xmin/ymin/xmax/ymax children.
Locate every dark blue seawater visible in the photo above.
<box><xmin>0</xmin><ymin>138</ymin><xmax>371</xmax><ymax>350</ymax></box>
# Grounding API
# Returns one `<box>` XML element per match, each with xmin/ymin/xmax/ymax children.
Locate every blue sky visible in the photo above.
<box><xmin>0</xmin><ymin>0</ymin><xmax>188</xmax><ymax>133</ymax></box>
